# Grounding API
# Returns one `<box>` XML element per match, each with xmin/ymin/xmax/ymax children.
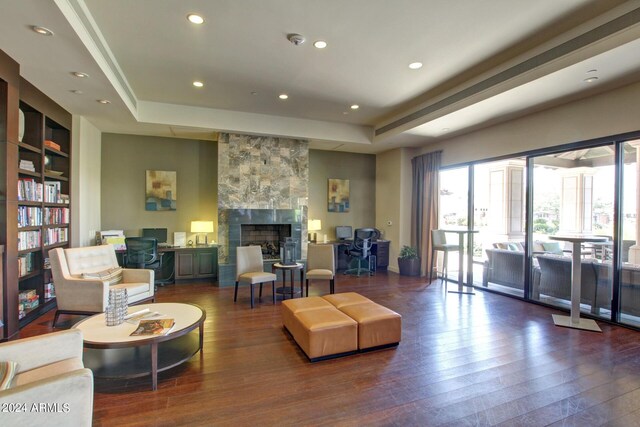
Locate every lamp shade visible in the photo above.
<box><xmin>191</xmin><ymin>221</ymin><xmax>214</xmax><ymax>233</ymax></box>
<box><xmin>308</xmin><ymin>219</ymin><xmax>322</xmax><ymax>231</ymax></box>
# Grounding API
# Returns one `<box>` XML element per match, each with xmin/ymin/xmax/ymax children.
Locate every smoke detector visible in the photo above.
<box><xmin>287</xmin><ymin>33</ymin><xmax>306</xmax><ymax>46</ymax></box>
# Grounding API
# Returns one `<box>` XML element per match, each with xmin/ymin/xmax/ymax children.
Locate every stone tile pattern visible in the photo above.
<box><xmin>218</xmin><ymin>133</ymin><xmax>309</xmax><ymax>210</ymax></box>
<box><xmin>217</xmin><ymin>133</ymin><xmax>309</xmax><ymax>271</ymax></box>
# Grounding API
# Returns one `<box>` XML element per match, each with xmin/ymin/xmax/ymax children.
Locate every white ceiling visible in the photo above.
<box><xmin>1</xmin><ymin>0</ymin><xmax>640</xmax><ymax>153</ymax></box>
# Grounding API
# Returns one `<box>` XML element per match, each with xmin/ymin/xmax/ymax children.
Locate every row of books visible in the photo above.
<box><xmin>43</xmin><ymin>207</ymin><xmax>70</xmax><ymax>225</ymax></box>
<box><xmin>18</xmin><ymin>253</ymin><xmax>36</xmax><ymax>277</ymax></box>
<box><xmin>44</xmin><ymin>282</ymin><xmax>55</xmax><ymax>299</ymax></box>
<box><xmin>18</xmin><ymin>230</ymin><xmax>41</xmax><ymax>251</ymax></box>
<box><xmin>18</xmin><ymin>289</ymin><xmax>40</xmax><ymax>320</ymax></box>
<box><xmin>43</xmin><ymin>227</ymin><xmax>68</xmax><ymax>246</ymax></box>
<box><xmin>19</xmin><ymin>159</ymin><xmax>36</xmax><ymax>172</ymax></box>
<box><xmin>18</xmin><ymin>178</ymin><xmax>69</xmax><ymax>204</ymax></box>
<box><xmin>44</xmin><ymin>181</ymin><xmax>69</xmax><ymax>204</ymax></box>
<box><xmin>18</xmin><ymin>206</ymin><xmax>42</xmax><ymax>227</ymax></box>
<box><xmin>18</xmin><ymin>178</ymin><xmax>42</xmax><ymax>202</ymax></box>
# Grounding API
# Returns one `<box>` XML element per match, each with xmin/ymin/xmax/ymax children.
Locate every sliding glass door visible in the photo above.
<box><xmin>474</xmin><ymin>159</ymin><xmax>526</xmax><ymax>296</ymax></box>
<box><xmin>438</xmin><ymin>167</ymin><xmax>469</xmax><ymax>282</ymax></box>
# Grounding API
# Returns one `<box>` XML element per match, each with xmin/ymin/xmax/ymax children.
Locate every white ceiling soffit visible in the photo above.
<box><xmin>27</xmin><ymin>0</ymin><xmax>640</xmax><ymax>151</ymax></box>
<box><xmin>54</xmin><ymin>0</ymin><xmax>373</xmax><ymax>145</ymax></box>
<box><xmin>374</xmin><ymin>3</ymin><xmax>640</xmax><ymax>141</ymax></box>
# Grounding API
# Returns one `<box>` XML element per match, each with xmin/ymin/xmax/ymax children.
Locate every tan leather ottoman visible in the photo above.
<box><xmin>322</xmin><ymin>292</ymin><xmax>372</xmax><ymax>309</ymax></box>
<box><xmin>281</xmin><ymin>296</ymin><xmax>334</xmax><ymax>331</ymax></box>
<box><xmin>282</xmin><ymin>298</ymin><xmax>358</xmax><ymax>361</ymax></box>
<box><xmin>338</xmin><ymin>302</ymin><xmax>402</xmax><ymax>350</ymax></box>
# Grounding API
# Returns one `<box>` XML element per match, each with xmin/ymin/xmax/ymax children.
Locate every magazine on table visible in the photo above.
<box><xmin>130</xmin><ymin>318</ymin><xmax>175</xmax><ymax>336</ymax></box>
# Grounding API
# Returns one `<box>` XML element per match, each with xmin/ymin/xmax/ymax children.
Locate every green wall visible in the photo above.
<box><xmin>308</xmin><ymin>150</ymin><xmax>376</xmax><ymax>241</ymax></box>
<box><xmin>101</xmin><ymin>133</ymin><xmax>217</xmax><ymax>244</ymax></box>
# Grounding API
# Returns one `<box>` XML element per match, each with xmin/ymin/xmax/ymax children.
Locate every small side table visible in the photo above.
<box><xmin>549</xmin><ymin>235</ymin><xmax>606</xmax><ymax>332</ymax></box>
<box><xmin>272</xmin><ymin>262</ymin><xmax>304</xmax><ymax>300</ymax></box>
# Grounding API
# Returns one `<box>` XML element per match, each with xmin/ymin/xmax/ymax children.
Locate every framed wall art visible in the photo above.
<box><xmin>328</xmin><ymin>178</ymin><xmax>349</xmax><ymax>212</ymax></box>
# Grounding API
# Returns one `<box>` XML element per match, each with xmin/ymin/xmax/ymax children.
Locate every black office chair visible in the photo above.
<box><xmin>124</xmin><ymin>237</ymin><xmax>172</xmax><ymax>286</ymax></box>
<box><xmin>344</xmin><ymin>228</ymin><xmax>376</xmax><ymax>276</ymax></box>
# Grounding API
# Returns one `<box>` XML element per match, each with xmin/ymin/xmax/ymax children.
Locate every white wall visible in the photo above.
<box><xmin>71</xmin><ymin>116</ymin><xmax>101</xmax><ymax>247</ymax></box>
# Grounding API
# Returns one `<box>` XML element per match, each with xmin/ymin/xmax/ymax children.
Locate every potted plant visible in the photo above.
<box><xmin>398</xmin><ymin>245</ymin><xmax>421</xmax><ymax>276</ymax></box>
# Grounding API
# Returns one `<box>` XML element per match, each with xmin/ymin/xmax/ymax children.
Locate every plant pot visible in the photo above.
<box><xmin>398</xmin><ymin>257</ymin><xmax>421</xmax><ymax>276</ymax></box>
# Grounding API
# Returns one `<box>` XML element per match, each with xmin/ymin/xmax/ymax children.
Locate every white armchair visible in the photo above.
<box><xmin>0</xmin><ymin>329</ymin><xmax>93</xmax><ymax>426</ymax></box>
<box><xmin>50</xmin><ymin>244</ymin><xmax>155</xmax><ymax>326</ymax></box>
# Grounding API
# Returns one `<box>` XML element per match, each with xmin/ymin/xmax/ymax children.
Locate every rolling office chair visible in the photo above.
<box><xmin>344</xmin><ymin>228</ymin><xmax>376</xmax><ymax>276</ymax></box>
<box><xmin>124</xmin><ymin>237</ymin><xmax>173</xmax><ymax>286</ymax></box>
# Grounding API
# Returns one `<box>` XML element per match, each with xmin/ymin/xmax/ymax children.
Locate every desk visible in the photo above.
<box><xmin>549</xmin><ymin>235</ymin><xmax>605</xmax><ymax>332</ymax></box>
<box><xmin>272</xmin><ymin>262</ymin><xmax>304</xmax><ymax>299</ymax></box>
<box><xmin>441</xmin><ymin>229</ymin><xmax>478</xmax><ymax>295</ymax></box>
<box><xmin>117</xmin><ymin>246</ymin><xmax>218</xmax><ymax>283</ymax></box>
<box><xmin>329</xmin><ymin>240</ymin><xmax>390</xmax><ymax>272</ymax></box>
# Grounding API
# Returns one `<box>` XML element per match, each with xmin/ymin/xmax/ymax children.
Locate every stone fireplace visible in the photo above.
<box><xmin>241</xmin><ymin>224</ymin><xmax>292</xmax><ymax>259</ymax></box>
<box><xmin>217</xmin><ymin>133</ymin><xmax>309</xmax><ymax>286</ymax></box>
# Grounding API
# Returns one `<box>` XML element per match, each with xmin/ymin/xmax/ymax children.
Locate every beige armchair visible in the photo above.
<box><xmin>305</xmin><ymin>244</ymin><xmax>336</xmax><ymax>296</ymax></box>
<box><xmin>0</xmin><ymin>329</ymin><xmax>93</xmax><ymax>426</ymax></box>
<box><xmin>50</xmin><ymin>244</ymin><xmax>155</xmax><ymax>326</ymax></box>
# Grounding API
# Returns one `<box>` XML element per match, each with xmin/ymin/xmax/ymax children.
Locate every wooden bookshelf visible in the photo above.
<box><xmin>0</xmin><ymin>50</ymin><xmax>71</xmax><ymax>339</ymax></box>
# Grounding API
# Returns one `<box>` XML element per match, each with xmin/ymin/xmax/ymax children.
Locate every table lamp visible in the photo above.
<box><xmin>308</xmin><ymin>219</ymin><xmax>322</xmax><ymax>243</ymax></box>
<box><xmin>191</xmin><ymin>221</ymin><xmax>214</xmax><ymax>245</ymax></box>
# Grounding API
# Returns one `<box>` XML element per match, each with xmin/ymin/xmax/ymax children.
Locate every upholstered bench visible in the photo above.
<box><xmin>323</xmin><ymin>292</ymin><xmax>402</xmax><ymax>350</ymax></box>
<box><xmin>282</xmin><ymin>297</ymin><xmax>358</xmax><ymax>361</ymax></box>
<box><xmin>282</xmin><ymin>292</ymin><xmax>401</xmax><ymax>361</ymax></box>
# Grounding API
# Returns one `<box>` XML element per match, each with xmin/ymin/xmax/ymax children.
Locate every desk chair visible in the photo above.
<box><xmin>124</xmin><ymin>237</ymin><xmax>172</xmax><ymax>286</ymax></box>
<box><xmin>235</xmin><ymin>246</ymin><xmax>277</xmax><ymax>308</ymax></box>
<box><xmin>305</xmin><ymin>244</ymin><xmax>335</xmax><ymax>296</ymax></box>
<box><xmin>430</xmin><ymin>230</ymin><xmax>460</xmax><ymax>284</ymax></box>
<box><xmin>344</xmin><ymin>228</ymin><xmax>376</xmax><ymax>276</ymax></box>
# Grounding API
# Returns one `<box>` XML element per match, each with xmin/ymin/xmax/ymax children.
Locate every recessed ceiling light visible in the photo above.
<box><xmin>584</xmin><ymin>76</ymin><xmax>599</xmax><ymax>83</ymax></box>
<box><xmin>408</xmin><ymin>62</ymin><xmax>423</xmax><ymax>70</ymax></box>
<box><xmin>279</xmin><ymin>94</ymin><xmax>289</xmax><ymax>100</ymax></box>
<box><xmin>70</xmin><ymin>90</ymin><xmax>83</xmax><ymax>95</ymax></box>
<box><xmin>71</xmin><ymin>71</ymin><xmax>89</xmax><ymax>78</ymax></box>
<box><xmin>442</xmin><ymin>128</ymin><xmax>450</xmax><ymax>132</ymax></box>
<box><xmin>32</xmin><ymin>26</ymin><xmax>54</xmax><ymax>36</ymax></box>
<box><xmin>350</xmin><ymin>104</ymin><xmax>359</xmax><ymax>110</ymax></box>
<box><xmin>97</xmin><ymin>99</ymin><xmax>110</xmax><ymax>104</ymax></box>
<box><xmin>587</xmin><ymin>69</ymin><xmax>598</xmax><ymax>73</ymax></box>
<box><xmin>313</xmin><ymin>40</ymin><xmax>327</xmax><ymax>49</ymax></box>
<box><xmin>193</xmin><ymin>81</ymin><xmax>204</xmax><ymax>87</ymax></box>
<box><xmin>251</xmin><ymin>91</ymin><xmax>258</xmax><ymax>96</ymax></box>
<box><xmin>187</xmin><ymin>14</ymin><xmax>204</xmax><ymax>24</ymax></box>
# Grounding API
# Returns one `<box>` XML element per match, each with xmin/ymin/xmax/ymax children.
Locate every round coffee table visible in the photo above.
<box><xmin>73</xmin><ymin>302</ymin><xmax>205</xmax><ymax>390</ymax></box>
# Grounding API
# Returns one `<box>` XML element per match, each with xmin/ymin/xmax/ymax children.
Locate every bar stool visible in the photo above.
<box><xmin>430</xmin><ymin>230</ymin><xmax>460</xmax><ymax>284</ymax></box>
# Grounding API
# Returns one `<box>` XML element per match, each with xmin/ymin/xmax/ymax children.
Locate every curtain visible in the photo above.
<box><xmin>411</xmin><ymin>151</ymin><xmax>441</xmax><ymax>278</ymax></box>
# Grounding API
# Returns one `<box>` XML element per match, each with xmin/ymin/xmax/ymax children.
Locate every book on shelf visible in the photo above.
<box><xmin>19</xmin><ymin>159</ymin><xmax>35</xmax><ymax>171</ymax></box>
<box><xmin>130</xmin><ymin>318</ymin><xmax>175</xmax><ymax>336</ymax></box>
<box><xmin>44</xmin><ymin>139</ymin><xmax>61</xmax><ymax>151</ymax></box>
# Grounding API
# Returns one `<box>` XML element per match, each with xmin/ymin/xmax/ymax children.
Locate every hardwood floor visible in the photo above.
<box><xmin>19</xmin><ymin>272</ymin><xmax>640</xmax><ymax>426</ymax></box>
